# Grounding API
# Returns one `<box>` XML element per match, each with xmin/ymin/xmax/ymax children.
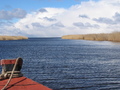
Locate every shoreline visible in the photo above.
<box><xmin>0</xmin><ymin>36</ymin><xmax>28</xmax><ymax>40</ymax></box>
<box><xmin>62</xmin><ymin>32</ymin><xmax>120</xmax><ymax>42</ymax></box>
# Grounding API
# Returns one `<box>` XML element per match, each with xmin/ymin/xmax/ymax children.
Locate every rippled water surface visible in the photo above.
<box><xmin>0</xmin><ymin>38</ymin><xmax>120</xmax><ymax>90</ymax></box>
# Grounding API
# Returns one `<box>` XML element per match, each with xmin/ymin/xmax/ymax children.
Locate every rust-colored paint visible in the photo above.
<box><xmin>0</xmin><ymin>58</ymin><xmax>23</xmax><ymax>65</ymax></box>
<box><xmin>0</xmin><ymin>77</ymin><xmax>52</xmax><ymax>90</ymax></box>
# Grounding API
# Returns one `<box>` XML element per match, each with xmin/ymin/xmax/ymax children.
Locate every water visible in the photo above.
<box><xmin>0</xmin><ymin>38</ymin><xmax>120</xmax><ymax>90</ymax></box>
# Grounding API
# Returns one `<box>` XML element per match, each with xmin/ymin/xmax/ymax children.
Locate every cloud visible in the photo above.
<box><xmin>93</xmin><ymin>12</ymin><xmax>120</xmax><ymax>25</ymax></box>
<box><xmin>0</xmin><ymin>21</ymin><xmax>13</xmax><ymax>27</ymax></box>
<box><xmin>73</xmin><ymin>22</ymin><xmax>100</xmax><ymax>29</ymax></box>
<box><xmin>31</xmin><ymin>22</ymin><xmax>44</xmax><ymax>27</ymax></box>
<box><xmin>43</xmin><ymin>17</ymin><xmax>57</xmax><ymax>21</ymax></box>
<box><xmin>79</xmin><ymin>14</ymin><xmax>89</xmax><ymax>19</ymax></box>
<box><xmin>93</xmin><ymin>17</ymin><xmax>115</xmax><ymax>24</ymax></box>
<box><xmin>12</xmin><ymin>8</ymin><xmax>27</xmax><ymax>18</ymax></box>
<box><xmin>39</xmin><ymin>8</ymin><xmax>48</xmax><ymax>13</ymax></box>
<box><xmin>51</xmin><ymin>22</ymin><xmax>65</xmax><ymax>27</ymax></box>
<box><xmin>113</xmin><ymin>12</ymin><xmax>120</xmax><ymax>23</ymax></box>
<box><xmin>1</xmin><ymin>0</ymin><xmax>120</xmax><ymax>36</ymax></box>
<box><xmin>25</xmin><ymin>25</ymin><xmax>29</xmax><ymax>29</ymax></box>
<box><xmin>0</xmin><ymin>8</ymin><xmax>27</xmax><ymax>20</ymax></box>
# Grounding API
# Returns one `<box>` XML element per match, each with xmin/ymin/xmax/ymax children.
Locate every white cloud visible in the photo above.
<box><xmin>0</xmin><ymin>0</ymin><xmax>120</xmax><ymax>37</ymax></box>
<box><xmin>0</xmin><ymin>8</ymin><xmax>27</xmax><ymax>20</ymax></box>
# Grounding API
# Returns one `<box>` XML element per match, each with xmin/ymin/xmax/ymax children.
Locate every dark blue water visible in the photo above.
<box><xmin>0</xmin><ymin>38</ymin><xmax>120</xmax><ymax>90</ymax></box>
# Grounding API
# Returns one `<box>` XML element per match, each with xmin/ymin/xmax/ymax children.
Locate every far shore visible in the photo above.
<box><xmin>0</xmin><ymin>36</ymin><xmax>28</xmax><ymax>41</ymax></box>
<box><xmin>62</xmin><ymin>32</ymin><xmax>120</xmax><ymax>42</ymax></box>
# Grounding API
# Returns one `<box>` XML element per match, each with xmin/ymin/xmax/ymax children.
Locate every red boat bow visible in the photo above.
<box><xmin>0</xmin><ymin>76</ymin><xmax>52</xmax><ymax>90</ymax></box>
<box><xmin>0</xmin><ymin>58</ymin><xmax>52</xmax><ymax>90</ymax></box>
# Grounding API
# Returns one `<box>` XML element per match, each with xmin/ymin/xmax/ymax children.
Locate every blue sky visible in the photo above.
<box><xmin>0</xmin><ymin>0</ymin><xmax>120</xmax><ymax>37</ymax></box>
<box><xmin>0</xmin><ymin>0</ymin><xmax>95</xmax><ymax>10</ymax></box>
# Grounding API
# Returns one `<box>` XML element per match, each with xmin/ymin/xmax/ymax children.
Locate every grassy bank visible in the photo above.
<box><xmin>62</xmin><ymin>32</ymin><xmax>120</xmax><ymax>42</ymax></box>
<box><xmin>0</xmin><ymin>36</ymin><xmax>28</xmax><ymax>40</ymax></box>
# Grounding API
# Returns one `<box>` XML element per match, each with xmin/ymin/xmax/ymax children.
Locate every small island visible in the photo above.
<box><xmin>62</xmin><ymin>32</ymin><xmax>120</xmax><ymax>42</ymax></box>
<box><xmin>0</xmin><ymin>36</ymin><xmax>28</xmax><ymax>41</ymax></box>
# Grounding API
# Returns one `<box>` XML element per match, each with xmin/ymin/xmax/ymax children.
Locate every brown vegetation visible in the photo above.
<box><xmin>62</xmin><ymin>32</ymin><xmax>120</xmax><ymax>42</ymax></box>
<box><xmin>0</xmin><ymin>36</ymin><xmax>28</xmax><ymax>41</ymax></box>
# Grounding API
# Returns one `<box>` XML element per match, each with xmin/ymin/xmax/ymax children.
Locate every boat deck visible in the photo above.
<box><xmin>0</xmin><ymin>76</ymin><xmax>52</xmax><ymax>90</ymax></box>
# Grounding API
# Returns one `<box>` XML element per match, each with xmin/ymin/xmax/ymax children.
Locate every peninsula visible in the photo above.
<box><xmin>62</xmin><ymin>32</ymin><xmax>120</xmax><ymax>42</ymax></box>
<box><xmin>0</xmin><ymin>36</ymin><xmax>28</xmax><ymax>40</ymax></box>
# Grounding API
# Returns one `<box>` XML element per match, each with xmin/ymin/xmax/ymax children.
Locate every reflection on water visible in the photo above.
<box><xmin>0</xmin><ymin>38</ymin><xmax>120</xmax><ymax>90</ymax></box>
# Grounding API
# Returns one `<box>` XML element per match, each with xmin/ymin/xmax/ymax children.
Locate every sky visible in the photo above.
<box><xmin>0</xmin><ymin>0</ymin><xmax>120</xmax><ymax>37</ymax></box>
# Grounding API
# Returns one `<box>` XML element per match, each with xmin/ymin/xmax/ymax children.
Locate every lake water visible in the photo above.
<box><xmin>0</xmin><ymin>38</ymin><xmax>120</xmax><ymax>90</ymax></box>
